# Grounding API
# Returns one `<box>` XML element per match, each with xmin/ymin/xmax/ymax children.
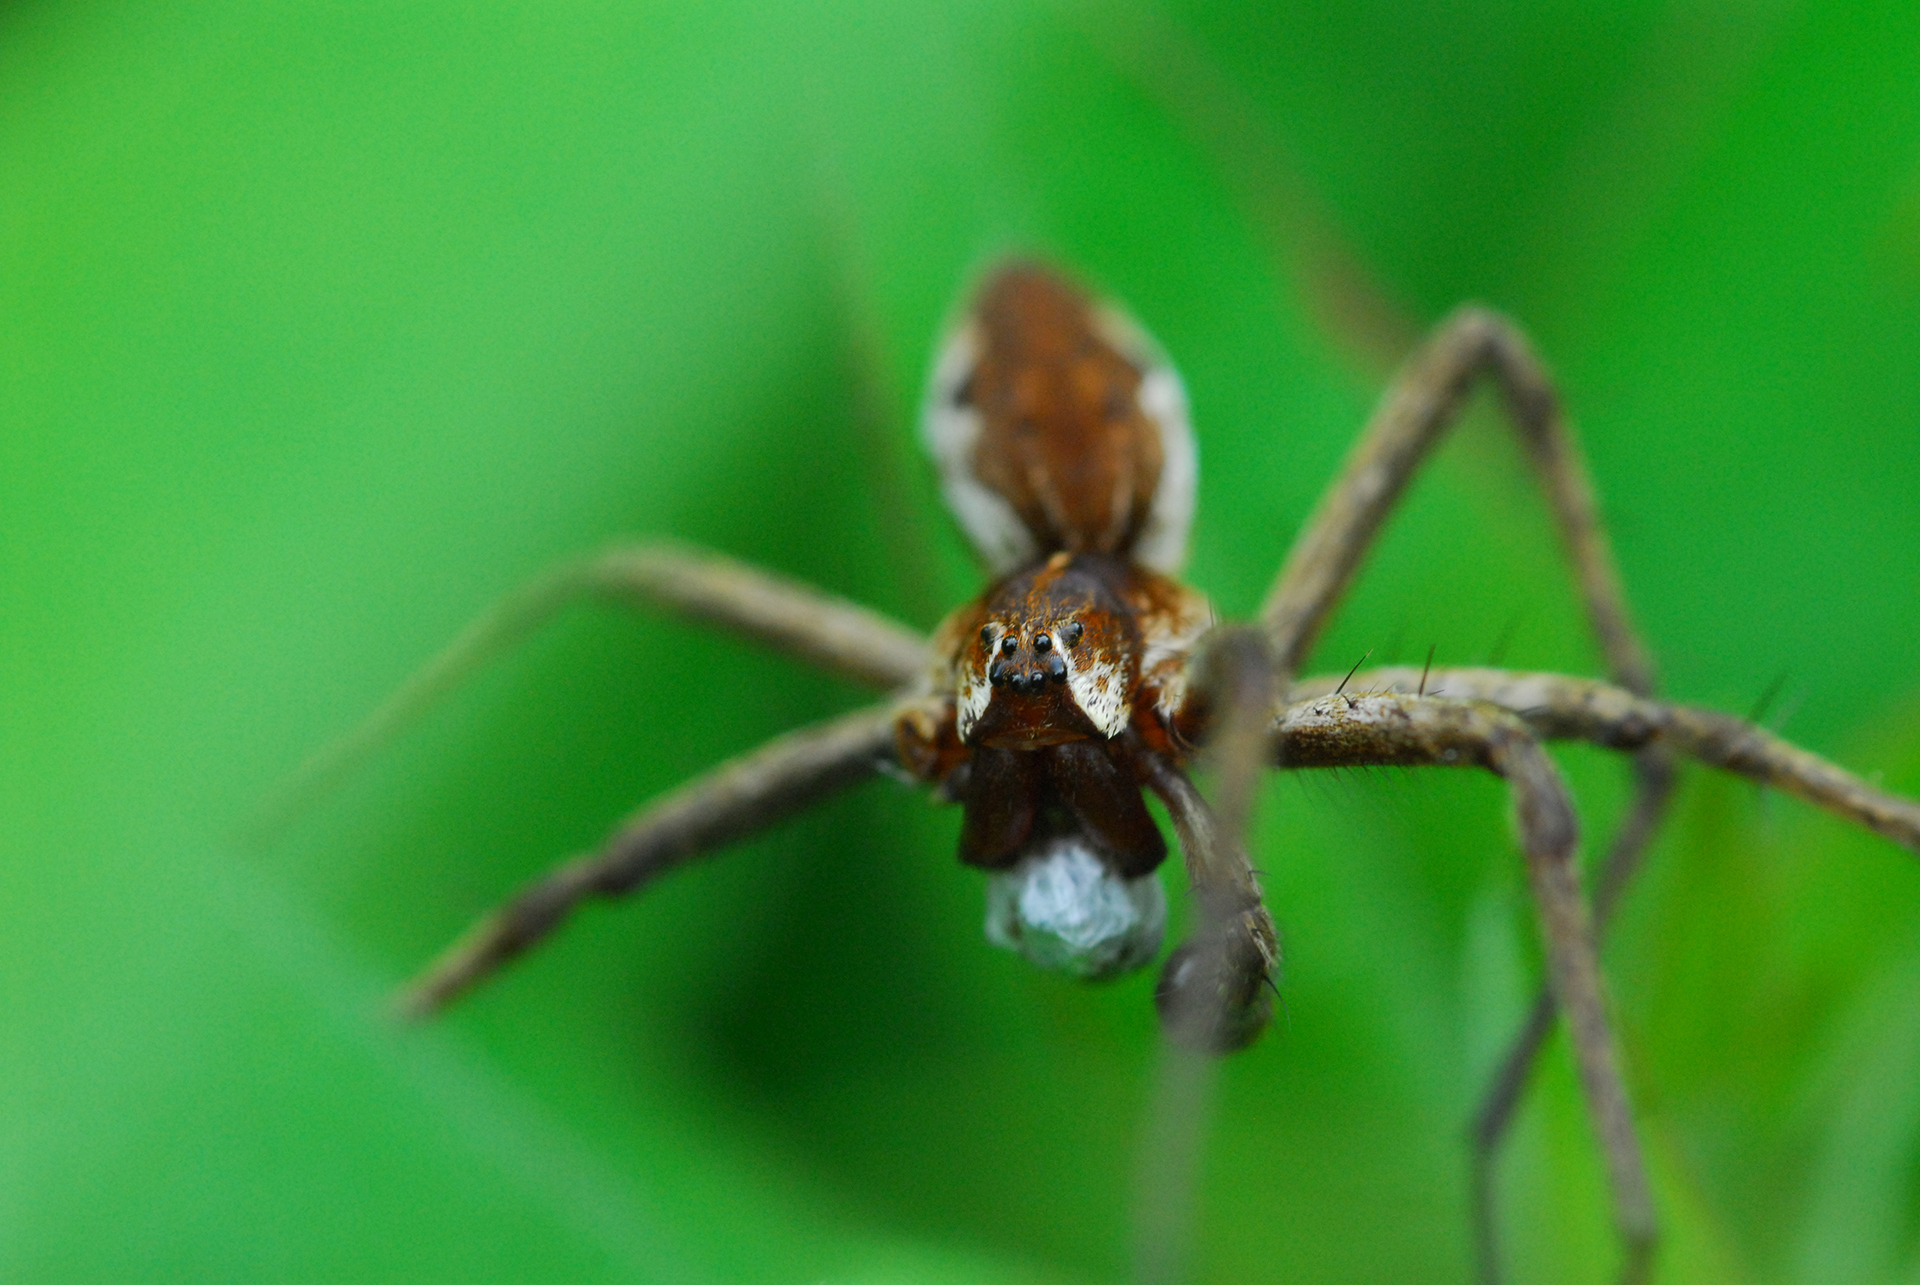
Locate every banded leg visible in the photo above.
<box><xmin>1258</xmin><ymin>308</ymin><xmax>1673</xmax><ymax>1277</ymax></box>
<box><xmin>248</xmin><ymin>541</ymin><xmax>928</xmax><ymax>843</ymax></box>
<box><xmin>397</xmin><ymin>701</ymin><xmax>901</xmax><ymax>1016</ymax></box>
<box><xmin>1274</xmin><ymin>692</ymin><xmax>1656</xmax><ymax>1285</ymax></box>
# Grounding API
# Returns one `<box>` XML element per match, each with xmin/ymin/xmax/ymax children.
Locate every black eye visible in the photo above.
<box><xmin>1061</xmin><ymin>621</ymin><xmax>1084</xmax><ymax>647</ymax></box>
<box><xmin>1000</xmin><ymin>636</ymin><xmax>1018</xmax><ymax>655</ymax></box>
<box><xmin>980</xmin><ymin>625</ymin><xmax>994</xmax><ymax>647</ymax></box>
<box><xmin>1034</xmin><ymin>633</ymin><xmax>1052</xmax><ymax>653</ymax></box>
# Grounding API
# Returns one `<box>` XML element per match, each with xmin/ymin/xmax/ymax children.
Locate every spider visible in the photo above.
<box><xmin>265</xmin><ymin>260</ymin><xmax>1920</xmax><ymax>1285</ymax></box>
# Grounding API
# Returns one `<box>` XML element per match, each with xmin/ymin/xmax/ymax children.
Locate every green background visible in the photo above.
<box><xmin>6</xmin><ymin>1</ymin><xmax>1920</xmax><ymax>1281</ymax></box>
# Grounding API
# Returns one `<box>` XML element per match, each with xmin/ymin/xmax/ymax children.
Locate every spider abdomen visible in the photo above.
<box><xmin>923</xmin><ymin>262</ymin><xmax>1196</xmax><ymax>575</ymax></box>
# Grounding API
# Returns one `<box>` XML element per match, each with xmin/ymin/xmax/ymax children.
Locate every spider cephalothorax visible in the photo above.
<box><xmin>269</xmin><ymin>256</ymin><xmax>1920</xmax><ymax>1285</ymax></box>
<box><xmin>912</xmin><ymin>548</ymin><xmax>1215</xmax><ymax>863</ymax></box>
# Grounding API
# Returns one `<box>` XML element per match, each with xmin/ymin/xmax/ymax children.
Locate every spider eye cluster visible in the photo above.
<box><xmin>979</xmin><ymin>619</ymin><xmax>1084</xmax><ymax>652</ymax></box>
<box><xmin>981</xmin><ymin>616</ymin><xmax>1086</xmax><ymax>694</ymax></box>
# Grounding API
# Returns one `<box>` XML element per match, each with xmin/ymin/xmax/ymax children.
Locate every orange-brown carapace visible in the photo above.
<box><xmin>897</xmin><ymin>262</ymin><xmax>1212</xmax><ymax>976</ymax></box>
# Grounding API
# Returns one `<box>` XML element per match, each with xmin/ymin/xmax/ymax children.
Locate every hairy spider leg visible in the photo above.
<box><xmin>1297</xmin><ymin>666</ymin><xmax>1920</xmax><ymax>852</ymax></box>
<box><xmin>1259</xmin><ymin>307</ymin><xmax>1670</xmax><ymax>1283</ymax></box>
<box><xmin>1144</xmin><ymin>628</ymin><xmax>1279</xmax><ymax>1051</ymax></box>
<box><xmin>246</xmin><ymin>539</ymin><xmax>933</xmax><ymax>1012</ymax></box>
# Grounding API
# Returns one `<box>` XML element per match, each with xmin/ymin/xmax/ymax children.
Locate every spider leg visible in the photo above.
<box><xmin>1307</xmin><ymin>662</ymin><xmax>1920</xmax><ymax>1281</ymax></box>
<box><xmin>1471</xmin><ymin>753</ymin><xmax>1670</xmax><ymax>1283</ymax></box>
<box><xmin>1130</xmin><ymin>626</ymin><xmax>1278</xmax><ymax>1285</ymax></box>
<box><xmin>1275</xmin><ymin>691</ymin><xmax>1657</xmax><ymax>1285</ymax></box>
<box><xmin>1261</xmin><ymin>308</ymin><xmax>1650</xmax><ymax>690</ymax></box>
<box><xmin>1297</xmin><ymin>667</ymin><xmax>1920</xmax><ymax>853</ymax></box>
<box><xmin>1259</xmin><ymin>308</ymin><xmax>1673</xmax><ymax>1279</ymax></box>
<box><xmin>247</xmin><ymin>541</ymin><xmax>927</xmax><ymax>843</ymax></box>
<box><xmin>1147</xmin><ymin>626</ymin><xmax>1280</xmax><ymax>1052</ymax></box>
<box><xmin>395</xmin><ymin>700</ymin><xmax>900</xmax><ymax>1016</ymax></box>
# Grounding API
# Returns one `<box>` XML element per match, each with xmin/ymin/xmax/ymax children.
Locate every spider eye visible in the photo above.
<box><xmin>1034</xmin><ymin>633</ymin><xmax>1052</xmax><ymax>653</ymax></box>
<box><xmin>1061</xmin><ymin>620</ymin><xmax>1084</xmax><ymax>647</ymax></box>
<box><xmin>1000</xmin><ymin>636</ymin><xmax>1018</xmax><ymax>656</ymax></box>
<box><xmin>980</xmin><ymin>625</ymin><xmax>994</xmax><ymax>647</ymax></box>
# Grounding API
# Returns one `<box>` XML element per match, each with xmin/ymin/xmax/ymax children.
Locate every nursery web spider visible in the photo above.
<box><xmin>266</xmin><ymin>262</ymin><xmax>1920</xmax><ymax>1284</ymax></box>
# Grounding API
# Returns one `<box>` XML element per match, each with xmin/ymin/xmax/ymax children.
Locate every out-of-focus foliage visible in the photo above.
<box><xmin>5</xmin><ymin>1</ymin><xmax>1920</xmax><ymax>1281</ymax></box>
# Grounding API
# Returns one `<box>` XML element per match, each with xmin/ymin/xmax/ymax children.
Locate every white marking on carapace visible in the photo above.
<box><xmin>1059</xmin><ymin>628</ymin><xmax>1131</xmax><ymax>739</ymax></box>
<box><xmin>956</xmin><ymin>619</ymin><xmax>998</xmax><ymax>743</ymax></box>
<box><xmin>921</xmin><ymin>322</ymin><xmax>1040</xmax><ymax>574</ymax></box>
<box><xmin>1092</xmin><ymin>304</ymin><xmax>1196</xmax><ymax>574</ymax></box>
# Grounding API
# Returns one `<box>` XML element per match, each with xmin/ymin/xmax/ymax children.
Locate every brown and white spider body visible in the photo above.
<box><xmin>920</xmin><ymin>263</ymin><xmax>1196</xmax><ymax>577</ymax></box>
<box><xmin>264</xmin><ymin>257</ymin><xmax>1920</xmax><ymax>1285</ymax></box>
<box><xmin>898</xmin><ymin>265</ymin><xmax>1219</xmax><ymax>982</ymax></box>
